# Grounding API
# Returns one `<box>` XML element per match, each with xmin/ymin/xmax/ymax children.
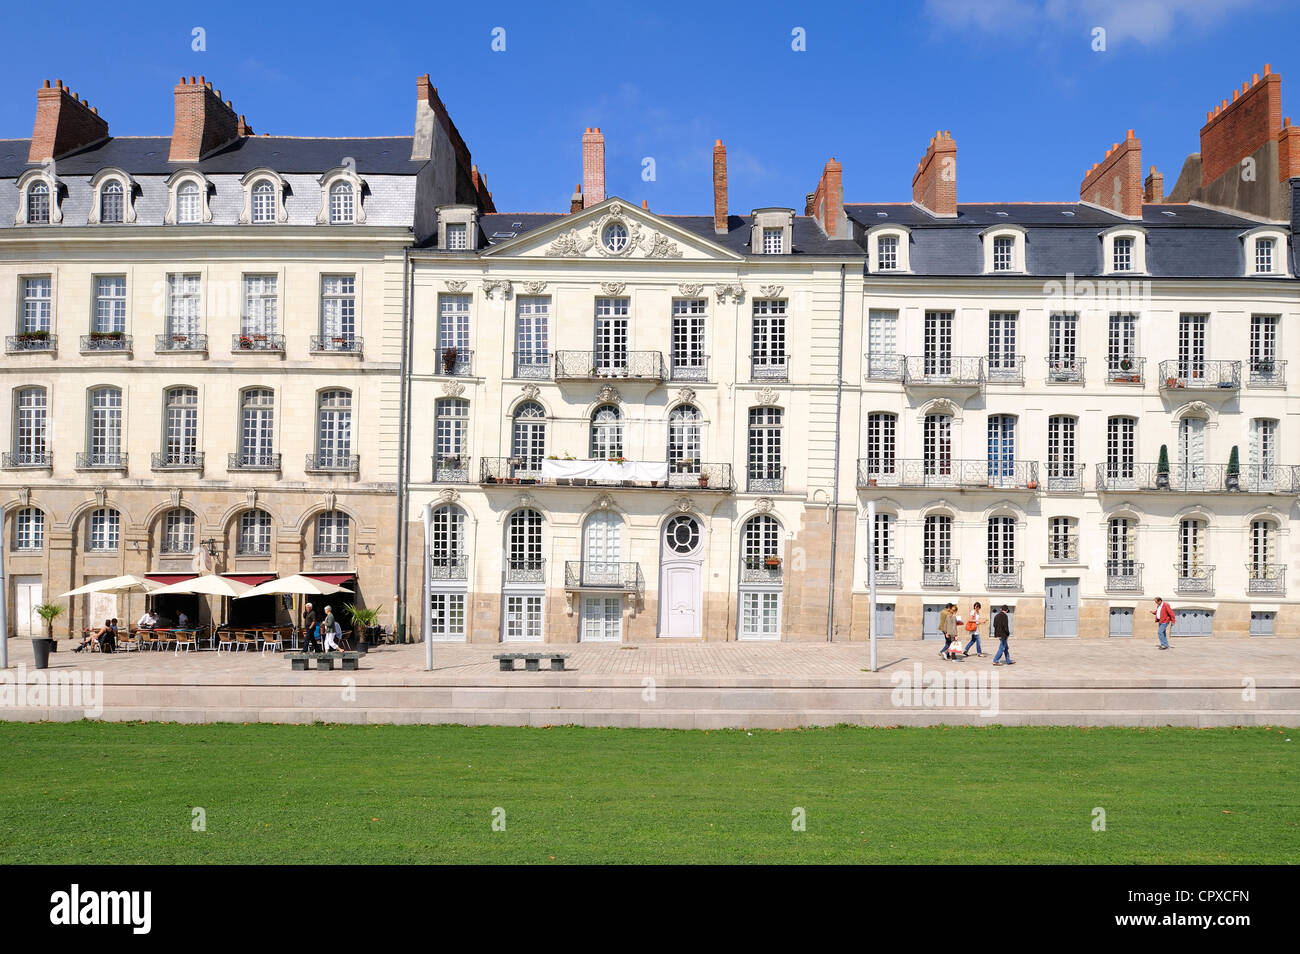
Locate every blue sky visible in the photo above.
<box><xmin>0</xmin><ymin>0</ymin><xmax>1291</xmax><ymax>213</ymax></box>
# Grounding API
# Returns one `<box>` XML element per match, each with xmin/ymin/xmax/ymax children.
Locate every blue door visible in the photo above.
<box><xmin>1044</xmin><ymin>578</ymin><xmax>1078</xmax><ymax>637</ymax></box>
<box><xmin>922</xmin><ymin>604</ymin><xmax>943</xmax><ymax>640</ymax></box>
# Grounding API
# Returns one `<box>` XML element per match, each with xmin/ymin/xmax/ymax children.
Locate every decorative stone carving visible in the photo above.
<box><xmin>246</xmin><ymin>489</ymin><xmax>258</xmax><ymax>510</ymax></box>
<box><xmin>438</xmin><ymin>488</ymin><xmax>460</xmax><ymax>505</ymax></box>
<box><xmin>170</xmin><ymin>487</ymin><xmax>182</xmax><ymax>507</ymax></box>
<box><xmin>94</xmin><ymin>486</ymin><xmax>107</xmax><ymax>508</ymax></box>
<box><xmin>758</xmin><ymin>284</ymin><xmax>784</xmax><ymax>298</ymax></box>
<box><xmin>674</xmin><ymin>496</ymin><xmax>695</xmax><ymax>513</ymax></box>
<box><xmin>644</xmin><ymin>233</ymin><xmax>683</xmax><ymax>258</ymax></box>
<box><xmin>546</xmin><ymin>229</ymin><xmax>594</xmax><ymax>257</ymax></box>
<box><xmin>516</xmin><ymin>493</ymin><xmax>535</xmax><ymax>509</ymax></box>
<box><xmin>441</xmin><ymin>381</ymin><xmax>466</xmax><ymax>397</ymax></box>
<box><xmin>481</xmin><ymin>279</ymin><xmax>513</xmax><ymax>300</ymax></box>
<box><xmin>521</xmin><ymin>384</ymin><xmax>540</xmax><ymax>401</ymax></box>
<box><xmin>600</xmin><ymin>282</ymin><xmax>627</xmax><ymax>296</ymax></box>
<box><xmin>17</xmin><ymin>487</ymin><xmax>29</xmax><ymax>507</ymax></box>
<box><xmin>597</xmin><ymin>385</ymin><xmax>622</xmax><ymax>404</ymax></box>
<box><xmin>714</xmin><ymin>283</ymin><xmax>745</xmax><ymax>303</ymax></box>
<box><xmin>678</xmin><ymin>283</ymin><xmax>704</xmax><ymax>297</ymax></box>
<box><xmin>520</xmin><ymin>280</ymin><xmax>548</xmax><ymax>295</ymax></box>
<box><xmin>754</xmin><ymin>497</ymin><xmax>774</xmax><ymax>514</ymax></box>
<box><xmin>592</xmin><ymin>205</ymin><xmax>644</xmax><ymax>257</ymax></box>
<box><xmin>756</xmin><ymin>387</ymin><xmax>780</xmax><ymax>406</ymax></box>
<box><xmin>676</xmin><ymin>388</ymin><xmax>697</xmax><ymax>405</ymax></box>
<box><xmin>594</xmin><ymin>493</ymin><xmax>615</xmax><ymax>511</ymax></box>
<box><xmin>444</xmin><ymin>280</ymin><xmax>468</xmax><ymax>293</ymax></box>
<box><xmin>323</xmin><ymin>491</ymin><xmax>337</xmax><ymax>512</ymax></box>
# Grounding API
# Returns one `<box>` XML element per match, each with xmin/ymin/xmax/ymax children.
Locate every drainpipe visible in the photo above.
<box><xmin>827</xmin><ymin>263</ymin><xmax>847</xmax><ymax>642</ymax></box>
<box><xmin>395</xmin><ymin>246</ymin><xmax>412</xmax><ymax>644</ymax></box>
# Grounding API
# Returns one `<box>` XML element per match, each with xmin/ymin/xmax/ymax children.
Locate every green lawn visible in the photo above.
<box><xmin>0</xmin><ymin>722</ymin><xmax>1295</xmax><ymax>863</ymax></box>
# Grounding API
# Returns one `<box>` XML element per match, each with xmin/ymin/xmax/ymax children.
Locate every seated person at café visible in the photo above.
<box><xmin>99</xmin><ymin>619</ymin><xmax>119</xmax><ymax>653</ymax></box>
<box><xmin>176</xmin><ymin>610</ymin><xmax>191</xmax><ymax>629</ymax></box>
<box><xmin>75</xmin><ymin>621</ymin><xmax>110</xmax><ymax>653</ymax></box>
<box><xmin>137</xmin><ymin>609</ymin><xmax>158</xmax><ymax>630</ymax></box>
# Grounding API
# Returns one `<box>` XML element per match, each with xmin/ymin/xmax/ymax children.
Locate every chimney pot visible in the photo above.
<box><xmin>642</xmin><ymin>199</ymin><xmax>648</xmax><ymax>209</ymax></box>
<box><xmin>912</xmin><ymin>129</ymin><xmax>957</xmax><ymax>216</ymax></box>
<box><xmin>42</xmin><ymin>79</ymin><xmax>50</xmax><ymax>88</ymax></box>
<box><xmin>1264</xmin><ymin>63</ymin><xmax>1271</xmax><ymax>74</ymax></box>
<box><xmin>582</xmin><ymin>126</ymin><xmax>606</xmax><ymax>208</ymax></box>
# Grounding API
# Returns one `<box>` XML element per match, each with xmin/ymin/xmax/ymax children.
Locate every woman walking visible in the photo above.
<box><xmin>962</xmin><ymin>602</ymin><xmax>985</xmax><ymax>657</ymax></box>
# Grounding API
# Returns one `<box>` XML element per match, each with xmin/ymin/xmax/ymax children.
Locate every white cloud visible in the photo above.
<box><xmin>925</xmin><ymin>0</ymin><xmax>1253</xmax><ymax>45</ymax></box>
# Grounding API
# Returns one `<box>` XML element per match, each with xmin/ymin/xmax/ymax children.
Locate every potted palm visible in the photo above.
<box><xmin>33</xmin><ymin>602</ymin><xmax>65</xmax><ymax>669</ymax></box>
<box><xmin>1156</xmin><ymin>444</ymin><xmax>1171</xmax><ymax>490</ymax></box>
<box><xmin>344</xmin><ymin>602</ymin><xmax>382</xmax><ymax>654</ymax></box>
<box><xmin>1226</xmin><ymin>445</ymin><xmax>1241</xmax><ymax>491</ymax></box>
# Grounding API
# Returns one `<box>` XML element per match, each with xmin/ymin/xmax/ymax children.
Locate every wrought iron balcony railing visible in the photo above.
<box><xmin>986</xmin><ymin>357</ymin><xmax>1026</xmax><ymax>385</ymax></box>
<box><xmin>903</xmin><ymin>356</ymin><xmax>984</xmax><ymax>387</ymax></box>
<box><xmin>740</xmin><ymin>558</ymin><xmax>783</xmax><ymax>583</ymax></box>
<box><xmin>921</xmin><ymin>559</ymin><xmax>959</xmax><ymax>588</ymax></box>
<box><xmin>513</xmin><ymin>352</ymin><xmax>551</xmax><ymax>379</ymax></box>
<box><xmin>479</xmin><ymin>457</ymin><xmax>732</xmax><ymax>492</ymax></box>
<box><xmin>746</xmin><ymin>464</ymin><xmax>785</xmax><ymax>494</ymax></box>
<box><xmin>868</xmin><ymin>559</ymin><xmax>902</xmax><ymax>587</ymax></box>
<box><xmin>864</xmin><ymin>354</ymin><xmax>903</xmax><ymax>381</ymax></box>
<box><xmin>749</xmin><ymin>353</ymin><xmax>789</xmax><ymax>381</ymax></box>
<box><xmin>6</xmin><ymin>333</ymin><xmax>56</xmax><ymax>353</ymax></box>
<box><xmin>313</xmin><ymin>543</ymin><xmax>350</xmax><ymax>557</ymax></box>
<box><xmin>429</xmin><ymin>553</ymin><xmax>469</xmax><ymax>581</ymax></box>
<box><xmin>1045</xmin><ymin>357</ymin><xmax>1085</xmax><ymax>384</ymax></box>
<box><xmin>305</xmin><ymin>453</ymin><xmax>359</xmax><ymax>474</ymax></box>
<box><xmin>2</xmin><ymin>451</ymin><xmax>51</xmax><ymax>469</ymax></box>
<box><xmin>1105</xmin><ymin>561</ymin><xmax>1143</xmax><ymax>592</ymax></box>
<box><xmin>228</xmin><ymin>452</ymin><xmax>281</xmax><ymax>472</ymax></box>
<box><xmin>151</xmin><ymin>451</ymin><xmax>204</xmax><ymax>471</ymax></box>
<box><xmin>433</xmin><ymin>455</ymin><xmax>472</xmax><ymax>483</ymax></box>
<box><xmin>1247</xmin><ymin>564</ymin><xmax>1286</xmax><ymax>595</ymax></box>
<box><xmin>555</xmin><ymin>351</ymin><xmax>665</xmax><ymax>381</ymax></box>
<box><xmin>232</xmin><ymin>333</ymin><xmax>285</xmax><ymax>352</ymax></box>
<box><xmin>1044</xmin><ymin>463</ymin><xmax>1086</xmax><ymax>492</ymax></box>
<box><xmin>1157</xmin><ymin>359</ymin><xmax>1241</xmax><ymax>390</ymax></box>
<box><xmin>564</xmin><ymin>561</ymin><xmax>644</xmax><ymax>593</ymax></box>
<box><xmin>505</xmin><ymin>558</ymin><xmax>546</xmax><ymax>584</ymax></box>
<box><xmin>1247</xmin><ymin>359</ymin><xmax>1286</xmax><ymax>388</ymax></box>
<box><xmin>1236</xmin><ymin>464</ymin><xmax>1300</xmax><ymax>493</ymax></box>
<box><xmin>987</xmin><ymin>562</ymin><xmax>1024</xmax><ymax>590</ymax></box>
<box><xmin>669</xmin><ymin>356</ymin><xmax>709</xmax><ymax>382</ymax></box>
<box><xmin>1096</xmin><ymin>462</ymin><xmax>1230</xmax><ymax>492</ymax></box>
<box><xmin>1048</xmin><ymin>539</ymin><xmax>1080</xmax><ymax>563</ymax></box>
<box><xmin>1175</xmin><ymin>564</ymin><xmax>1215</xmax><ymax>595</ymax></box>
<box><xmin>155</xmin><ymin>333</ymin><xmax>207</xmax><ymax>352</ymax></box>
<box><xmin>310</xmin><ymin>335</ymin><xmax>363</xmax><ymax>354</ymax></box>
<box><xmin>80</xmin><ymin>333</ymin><xmax>131</xmax><ymax>353</ymax></box>
<box><xmin>1106</xmin><ymin>357</ymin><xmax>1145</xmax><ymax>385</ymax></box>
<box><xmin>76</xmin><ymin>452</ymin><xmax>127</xmax><ymax>470</ymax></box>
<box><xmin>857</xmin><ymin>458</ymin><xmax>1040</xmax><ymax>490</ymax></box>
<box><xmin>236</xmin><ymin>543</ymin><xmax>272</xmax><ymax>557</ymax></box>
<box><xmin>436</xmin><ymin>348</ymin><xmax>473</xmax><ymax>376</ymax></box>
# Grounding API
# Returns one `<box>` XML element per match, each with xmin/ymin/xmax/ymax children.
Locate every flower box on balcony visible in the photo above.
<box><xmin>238</xmin><ymin>336</ymin><xmax>253</xmax><ymax>350</ymax></box>
<box><xmin>764</xmin><ymin>556</ymin><xmax>781</xmax><ymax>567</ymax></box>
<box><xmin>18</xmin><ymin>331</ymin><xmax>49</xmax><ymax>341</ymax></box>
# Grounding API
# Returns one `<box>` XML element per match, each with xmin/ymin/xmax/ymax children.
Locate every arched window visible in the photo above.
<box><xmin>251</xmin><ymin>180</ymin><xmax>276</xmax><ymax>223</ymax></box>
<box><xmin>13</xmin><ymin>387</ymin><xmax>48</xmax><ymax>465</ymax></box>
<box><xmin>100</xmin><ymin>180</ymin><xmax>124</xmax><ymax>224</ymax></box>
<box><xmin>329</xmin><ymin>181</ymin><xmax>354</xmax><ymax>224</ymax></box>
<box><xmin>26</xmin><ymin>181</ymin><xmax>50</xmax><ymax>224</ymax></box>
<box><xmin>238</xmin><ymin>388</ymin><xmax>275</xmax><ymax>469</ymax></box>
<box><xmin>237</xmin><ymin>509</ymin><xmax>272</xmax><ymax>555</ymax></box>
<box><xmin>430</xmin><ymin>505</ymin><xmax>466</xmax><ymax>578</ymax></box>
<box><xmin>163</xmin><ymin>387</ymin><xmax>199</xmax><ymax>466</ymax></box>
<box><xmin>739</xmin><ymin>515</ymin><xmax>782</xmax><ymax>639</ymax></box>
<box><xmin>668</xmin><ymin>405</ymin><xmax>701</xmax><ymax>471</ymax></box>
<box><xmin>741</xmin><ymin>514</ymin><xmax>781</xmax><ymax>572</ymax></box>
<box><xmin>315</xmin><ymin>511</ymin><xmax>350</xmax><ymax>555</ymax></box>
<box><xmin>14</xmin><ymin>507</ymin><xmax>44</xmax><ymax>551</ymax></box>
<box><xmin>176</xmin><ymin>180</ymin><xmax>201</xmax><ymax>224</ymax></box>
<box><xmin>590</xmin><ymin>405</ymin><xmax>622</xmax><ymax>460</ymax></box>
<box><xmin>88</xmin><ymin>508</ymin><xmax>120</xmax><ymax>551</ymax></box>
<box><xmin>161</xmin><ymin>508</ymin><xmax>195</xmax><ymax>554</ymax></box>
<box><xmin>747</xmin><ymin>407</ymin><xmax>782</xmax><ymax>491</ymax></box>
<box><xmin>87</xmin><ymin>387</ymin><xmax>123</xmax><ymax>466</ymax></box>
<box><xmin>923</xmin><ymin>413</ymin><xmax>952</xmax><ymax>479</ymax></box>
<box><xmin>505</xmin><ymin>508</ymin><xmax>543</xmax><ymax>582</ymax></box>
<box><xmin>316</xmin><ymin>389</ymin><xmax>353</xmax><ymax>468</ymax></box>
<box><xmin>511</xmin><ymin>401</ymin><xmax>545</xmax><ymax>471</ymax></box>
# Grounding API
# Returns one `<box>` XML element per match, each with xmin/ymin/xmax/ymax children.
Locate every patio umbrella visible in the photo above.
<box><xmin>234</xmin><ymin>574</ymin><xmax>348</xmax><ymax>598</ymax></box>
<box><xmin>147</xmin><ymin>575</ymin><xmax>254</xmax><ymax>632</ymax></box>
<box><xmin>59</xmin><ymin>575</ymin><xmax>163</xmax><ymax>632</ymax></box>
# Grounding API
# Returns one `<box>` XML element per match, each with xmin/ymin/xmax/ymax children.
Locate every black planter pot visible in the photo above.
<box><xmin>31</xmin><ymin>637</ymin><xmax>54</xmax><ymax>670</ymax></box>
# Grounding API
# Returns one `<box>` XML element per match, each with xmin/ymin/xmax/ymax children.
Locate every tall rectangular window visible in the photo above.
<box><xmin>93</xmin><ymin>277</ymin><xmax>127</xmax><ymax>333</ymax></box>
<box><xmin>88</xmin><ymin>388</ymin><xmax>122</xmax><ymax>464</ymax></box>
<box><xmin>1108</xmin><ymin>519</ymin><xmax>1136</xmax><ymax>574</ymax></box>
<box><xmin>877</xmin><ymin>235</ymin><xmax>898</xmax><ymax>270</ymax></box>
<box><xmin>1178</xmin><ymin>314</ymin><xmax>1207</xmax><ymax>378</ymax></box>
<box><xmin>987</xmin><ymin>517</ymin><xmax>1016</xmax><ymax>573</ymax></box>
<box><xmin>14</xmin><ymin>508</ymin><xmax>44</xmax><ymax>551</ymax></box>
<box><xmin>987</xmin><ymin>415</ymin><xmax>1016</xmax><ymax>481</ymax></box>
<box><xmin>1106</xmin><ymin>416</ymin><xmax>1136</xmax><ymax>478</ymax></box>
<box><xmin>1113</xmin><ymin>237</ymin><xmax>1134</xmax><ymax>272</ymax></box>
<box><xmin>987</xmin><ymin>312</ymin><xmax>1017</xmax><ymax>377</ymax></box>
<box><xmin>89</xmin><ymin>509</ymin><xmax>119</xmax><ymax>551</ymax></box>
<box><xmin>865</xmin><ymin>412</ymin><xmax>897</xmax><ymax>480</ymax></box>
<box><xmin>515</xmin><ymin>297</ymin><xmax>550</xmax><ymax>377</ymax></box>
<box><xmin>1250</xmin><ymin>314</ymin><xmax>1280</xmax><ymax>383</ymax></box>
<box><xmin>434</xmin><ymin>398</ymin><xmax>469</xmax><ymax>469</ymax></box>
<box><xmin>594</xmin><ymin>298</ymin><xmax>630</xmax><ymax>372</ymax></box>
<box><xmin>445</xmin><ymin>223</ymin><xmax>467</xmax><ymax>250</ymax></box>
<box><xmin>504</xmin><ymin>594</ymin><xmax>543</xmax><ymax>641</ymax></box>
<box><xmin>740</xmin><ymin>592</ymin><xmax>781</xmax><ymax>639</ymax></box>
<box><xmin>992</xmin><ymin>235</ymin><xmax>1014</xmax><ymax>271</ymax></box>
<box><xmin>321</xmin><ymin>275</ymin><xmax>356</xmax><ymax>342</ymax></box>
<box><xmin>13</xmin><ymin>388</ymin><xmax>47</xmax><ymax>465</ymax></box>
<box><xmin>241</xmin><ymin>275</ymin><xmax>278</xmax><ymax>337</ymax></box>
<box><xmin>167</xmin><ymin>273</ymin><xmax>201</xmax><ymax>338</ymax></box>
<box><xmin>239</xmin><ymin>389</ymin><xmax>275</xmax><ymax>466</ymax></box>
<box><xmin>747</xmin><ymin>407</ymin><xmax>783</xmax><ymax>488</ymax></box>
<box><xmin>762</xmin><ymin>228</ymin><xmax>783</xmax><ymax>254</ymax></box>
<box><xmin>1047</xmin><ymin>415</ymin><xmax>1076</xmax><ymax>481</ymax></box>
<box><xmin>923</xmin><ymin>311</ymin><xmax>953</xmax><ymax>376</ymax></box>
<box><xmin>438</xmin><ymin>294</ymin><xmax>471</xmax><ymax>366</ymax></box>
<box><xmin>1255</xmin><ymin>238</ymin><xmax>1275</xmax><ymax>273</ymax></box>
<box><xmin>1049</xmin><ymin>517</ymin><xmax>1077</xmax><ymax>562</ymax></box>
<box><xmin>872</xmin><ymin>512</ymin><xmax>895</xmax><ymax>572</ymax></box>
<box><xmin>1250</xmin><ymin>418</ymin><xmax>1278</xmax><ymax>488</ymax></box>
<box><xmin>867</xmin><ymin>309</ymin><xmax>899</xmax><ymax>378</ymax></box>
<box><xmin>1047</xmin><ymin>313</ymin><xmax>1078</xmax><ymax>373</ymax></box>
<box><xmin>164</xmin><ymin>387</ymin><xmax>199</xmax><ymax>465</ymax></box>
<box><xmin>923</xmin><ymin>515</ymin><xmax>952</xmax><ymax>573</ymax></box>
<box><xmin>671</xmin><ymin>299</ymin><xmax>707</xmax><ymax>378</ymax></box>
<box><xmin>751</xmin><ymin>299</ymin><xmax>787</xmax><ymax>377</ymax></box>
<box><xmin>21</xmin><ymin>277</ymin><xmax>51</xmax><ymax>333</ymax></box>
<box><xmin>923</xmin><ymin>413</ymin><xmax>952</xmax><ymax>478</ymax></box>
<box><xmin>316</xmin><ymin>390</ymin><xmax>353</xmax><ymax>464</ymax></box>
<box><xmin>1107</xmin><ymin>313</ymin><xmax>1137</xmax><ymax>377</ymax></box>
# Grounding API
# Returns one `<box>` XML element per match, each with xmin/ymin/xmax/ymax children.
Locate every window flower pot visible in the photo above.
<box><xmin>698</xmin><ymin>476</ymin><xmax>709</xmax><ymax>488</ymax></box>
<box><xmin>1026</xmin><ymin>480</ymin><xmax>1038</xmax><ymax>489</ymax></box>
<box><xmin>764</xmin><ymin>556</ymin><xmax>781</xmax><ymax>568</ymax></box>
<box><xmin>1166</xmin><ymin>377</ymin><xmax>1177</xmax><ymax>388</ymax></box>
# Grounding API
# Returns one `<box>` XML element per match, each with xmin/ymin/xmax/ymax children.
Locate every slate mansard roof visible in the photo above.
<box><xmin>846</xmin><ymin>202</ymin><xmax>1296</xmax><ymax>280</ymax></box>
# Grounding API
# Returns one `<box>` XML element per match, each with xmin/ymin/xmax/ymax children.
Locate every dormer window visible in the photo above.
<box><xmin>750</xmin><ymin>208</ymin><xmax>794</xmax><ymax>257</ymax></box>
<box><xmin>762</xmin><ymin>228</ymin><xmax>784</xmax><ymax>254</ymax></box>
<box><xmin>317</xmin><ymin>167</ymin><xmax>366</xmax><ymax>226</ymax></box>
<box><xmin>329</xmin><ymin>182</ymin><xmax>354</xmax><ymax>224</ymax></box>
<box><xmin>251</xmin><ymin>181</ymin><xmax>275</xmax><ymax>222</ymax></box>
<box><xmin>877</xmin><ymin>235</ymin><xmax>899</xmax><ymax>270</ymax></box>
<box><xmin>14</xmin><ymin>169</ymin><xmax>63</xmax><ymax>226</ymax></box>
<box><xmin>27</xmin><ymin>182</ymin><xmax>50</xmax><ymax>224</ymax></box>
<box><xmin>868</xmin><ymin>226</ymin><xmax>910</xmax><ymax>273</ymax></box>
<box><xmin>1101</xmin><ymin>227</ymin><xmax>1146</xmax><ymax>275</ymax></box>
<box><xmin>88</xmin><ymin>169</ymin><xmax>136</xmax><ymax>225</ymax></box>
<box><xmin>981</xmin><ymin>226</ymin><xmax>1025</xmax><ymax>273</ymax></box>
<box><xmin>446</xmin><ymin>223</ymin><xmax>467</xmax><ymax>250</ymax></box>
<box><xmin>101</xmin><ymin>181</ymin><xmax>124</xmax><ymax>223</ymax></box>
<box><xmin>177</xmin><ymin>182</ymin><xmax>201</xmax><ymax>223</ymax></box>
<box><xmin>1242</xmin><ymin>227</ymin><xmax>1290</xmax><ymax>278</ymax></box>
<box><xmin>436</xmin><ymin>205</ymin><xmax>478</xmax><ymax>251</ymax></box>
<box><xmin>239</xmin><ymin>170</ymin><xmax>288</xmax><ymax>225</ymax></box>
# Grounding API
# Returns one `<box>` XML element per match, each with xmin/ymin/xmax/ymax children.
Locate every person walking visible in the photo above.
<box><xmin>1152</xmin><ymin>597</ymin><xmax>1175</xmax><ymax>650</ymax></box>
<box><xmin>302</xmin><ymin>602</ymin><xmax>321</xmax><ymax>653</ymax></box>
<box><xmin>963</xmin><ymin>601</ymin><xmax>985</xmax><ymax>656</ymax></box>
<box><xmin>937</xmin><ymin>603</ymin><xmax>953</xmax><ymax>658</ymax></box>
<box><xmin>991</xmin><ymin>605</ymin><xmax>1014</xmax><ymax>665</ymax></box>
<box><xmin>942</xmin><ymin>602</ymin><xmax>962</xmax><ymax>659</ymax></box>
<box><xmin>322</xmin><ymin>605</ymin><xmax>344</xmax><ymax>653</ymax></box>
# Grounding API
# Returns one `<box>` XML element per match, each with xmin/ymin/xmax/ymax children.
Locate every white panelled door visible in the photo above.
<box><xmin>660</xmin><ymin>515</ymin><xmax>703</xmax><ymax>638</ymax></box>
<box><xmin>14</xmin><ymin>576</ymin><xmax>42</xmax><ymax>637</ymax></box>
<box><xmin>1179</xmin><ymin>417</ymin><xmax>1206</xmax><ymax>486</ymax></box>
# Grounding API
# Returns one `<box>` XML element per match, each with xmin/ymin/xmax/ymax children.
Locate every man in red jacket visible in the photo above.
<box><xmin>1151</xmin><ymin>597</ymin><xmax>1175</xmax><ymax>650</ymax></box>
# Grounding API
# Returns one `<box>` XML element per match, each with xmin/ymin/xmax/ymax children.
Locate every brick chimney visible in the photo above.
<box><xmin>1080</xmin><ymin>130</ymin><xmax>1143</xmax><ymax>217</ymax></box>
<box><xmin>809</xmin><ymin>156</ymin><xmax>845</xmax><ymax>237</ymax></box>
<box><xmin>712</xmin><ymin>139</ymin><xmax>728</xmax><ymax>233</ymax></box>
<box><xmin>1144</xmin><ymin>165</ymin><xmax>1164</xmax><ymax>203</ymax></box>
<box><xmin>912</xmin><ymin>131</ymin><xmax>957</xmax><ymax>217</ymax></box>
<box><xmin>1279</xmin><ymin>117</ymin><xmax>1300</xmax><ymax>183</ymax></box>
<box><xmin>169</xmin><ymin>76</ymin><xmax>249</xmax><ymax>163</ymax></box>
<box><xmin>582</xmin><ymin>127</ymin><xmax>605</xmax><ymax>208</ymax></box>
<box><xmin>471</xmin><ymin>165</ymin><xmax>495</xmax><ymax>213</ymax></box>
<box><xmin>570</xmin><ymin>184</ymin><xmax>584</xmax><ymax>214</ymax></box>
<box><xmin>28</xmin><ymin>79</ymin><xmax>109</xmax><ymax>163</ymax></box>
<box><xmin>1200</xmin><ymin>65</ymin><xmax>1282</xmax><ymax>186</ymax></box>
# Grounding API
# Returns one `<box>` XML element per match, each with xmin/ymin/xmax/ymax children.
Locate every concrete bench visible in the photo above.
<box><xmin>493</xmin><ymin>652</ymin><xmax>569</xmax><ymax>672</ymax></box>
<box><xmin>287</xmin><ymin>652</ymin><xmax>361</xmax><ymax>672</ymax></box>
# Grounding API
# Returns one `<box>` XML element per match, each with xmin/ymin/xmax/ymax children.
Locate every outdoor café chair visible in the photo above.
<box><xmin>261</xmin><ymin>629</ymin><xmax>283</xmax><ymax>653</ymax></box>
<box><xmin>234</xmin><ymin>630</ymin><xmax>257</xmax><ymax>652</ymax></box>
<box><xmin>153</xmin><ymin>629</ymin><xmax>175</xmax><ymax>651</ymax></box>
<box><xmin>216</xmin><ymin>629</ymin><xmax>236</xmax><ymax>653</ymax></box>
<box><xmin>119</xmin><ymin>631</ymin><xmax>139</xmax><ymax>653</ymax></box>
<box><xmin>174</xmin><ymin>630</ymin><xmax>197</xmax><ymax>653</ymax></box>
